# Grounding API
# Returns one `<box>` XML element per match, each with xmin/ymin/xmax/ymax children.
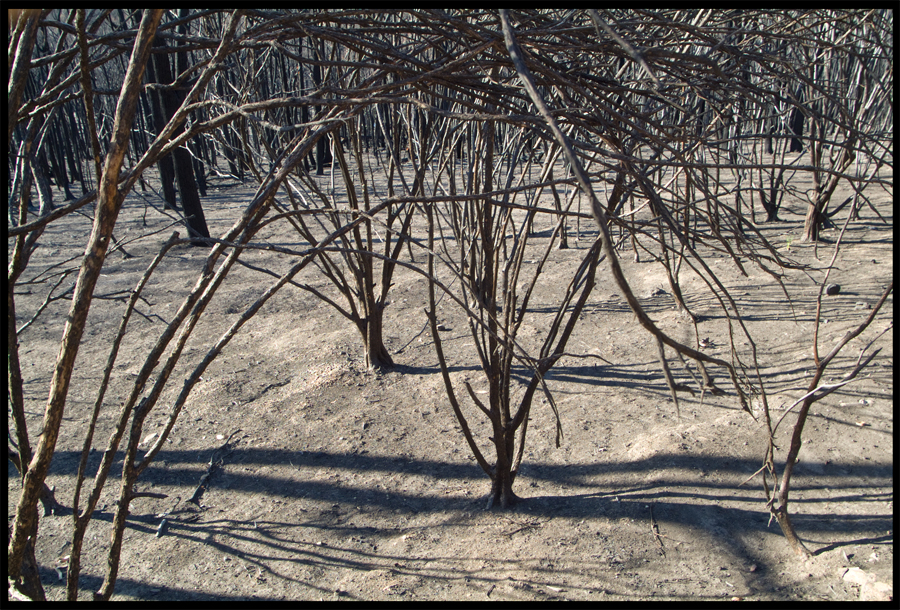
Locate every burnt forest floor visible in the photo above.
<box><xmin>8</xmin><ymin>158</ymin><xmax>893</xmax><ymax>601</ymax></box>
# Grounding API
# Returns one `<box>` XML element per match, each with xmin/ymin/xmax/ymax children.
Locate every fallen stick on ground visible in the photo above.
<box><xmin>187</xmin><ymin>429</ymin><xmax>242</xmax><ymax>506</ymax></box>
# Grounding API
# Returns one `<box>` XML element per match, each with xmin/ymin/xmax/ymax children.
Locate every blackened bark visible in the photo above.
<box><xmin>193</xmin><ymin>156</ymin><xmax>207</xmax><ymax>196</ymax></box>
<box><xmin>145</xmin><ymin>57</ymin><xmax>178</xmax><ymax>209</ymax></box>
<box><xmin>311</xmin><ymin>45</ymin><xmax>332</xmax><ymax>174</ymax></box>
<box><xmin>357</xmin><ymin>306</ymin><xmax>395</xmax><ymax>370</ymax></box>
<box><xmin>487</xmin><ymin>468</ymin><xmax>519</xmax><ymax>509</ymax></box>
<box><xmin>789</xmin><ymin>110</ymin><xmax>804</xmax><ymax>153</ymax></box>
<box><xmin>759</xmin><ymin>167</ymin><xmax>785</xmax><ymax>222</ymax></box>
<box><xmin>63</xmin><ymin>108</ymin><xmax>86</xmax><ymax>194</ymax></box>
<box><xmin>45</xmin><ymin>134</ymin><xmax>75</xmax><ymax>199</ymax></box>
<box><xmin>789</xmin><ymin>87</ymin><xmax>805</xmax><ymax>153</ymax></box>
<box><xmin>802</xmin><ymin>138</ymin><xmax>855</xmax><ymax>241</ymax></box>
<box><xmin>547</xmin><ymin>167</ymin><xmax>568</xmax><ymax>248</ymax></box>
<box><xmin>297</xmin><ymin>42</ymin><xmax>311</xmax><ymax>172</ymax></box>
<box><xmin>151</xmin><ymin>36</ymin><xmax>209</xmax><ymax>243</ymax></box>
<box><xmin>175</xmin><ymin>151</ymin><xmax>209</xmax><ymax>244</ymax></box>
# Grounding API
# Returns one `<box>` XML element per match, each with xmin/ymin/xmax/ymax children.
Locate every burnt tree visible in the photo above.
<box><xmin>150</xmin><ymin>33</ymin><xmax>210</xmax><ymax>243</ymax></box>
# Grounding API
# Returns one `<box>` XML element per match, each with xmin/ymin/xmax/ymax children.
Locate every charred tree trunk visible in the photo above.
<box><xmin>151</xmin><ymin>34</ymin><xmax>210</xmax><ymax>243</ymax></box>
<box><xmin>46</xmin><ymin>129</ymin><xmax>76</xmax><ymax>200</ymax></box>
<box><xmin>357</xmin><ymin>305</ymin><xmax>394</xmax><ymax>370</ymax></box>
<box><xmin>788</xmin><ymin>86</ymin><xmax>805</xmax><ymax>153</ymax></box>
<box><xmin>63</xmin><ymin>106</ymin><xmax>87</xmax><ymax>195</ymax></box>
<box><xmin>311</xmin><ymin>42</ymin><xmax>331</xmax><ymax>175</ymax></box>
<box><xmin>759</xmin><ymin>166</ymin><xmax>785</xmax><ymax>222</ymax></box>
<box><xmin>332</xmin><ymin>131</ymin><xmax>400</xmax><ymax>371</ymax></box>
<box><xmin>193</xmin><ymin>155</ymin><xmax>207</xmax><ymax>196</ymax></box>
<box><xmin>547</xmin><ymin>167</ymin><xmax>569</xmax><ymax>249</ymax></box>
<box><xmin>145</xmin><ymin>55</ymin><xmax>178</xmax><ymax>209</ymax></box>
<box><xmin>802</xmin><ymin>136</ymin><xmax>855</xmax><ymax>242</ymax></box>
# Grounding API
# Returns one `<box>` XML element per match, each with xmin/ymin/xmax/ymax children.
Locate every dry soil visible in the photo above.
<box><xmin>8</xmin><ymin>160</ymin><xmax>893</xmax><ymax>601</ymax></box>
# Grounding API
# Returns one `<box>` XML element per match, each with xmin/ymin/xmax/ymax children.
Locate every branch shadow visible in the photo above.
<box><xmin>48</xmin><ymin>445</ymin><xmax>889</xmax><ymax>600</ymax></box>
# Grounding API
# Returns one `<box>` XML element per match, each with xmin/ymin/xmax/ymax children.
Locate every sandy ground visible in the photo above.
<box><xmin>8</xmin><ymin>159</ymin><xmax>893</xmax><ymax>601</ymax></box>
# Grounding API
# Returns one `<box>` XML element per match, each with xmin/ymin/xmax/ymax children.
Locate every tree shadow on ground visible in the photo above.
<box><xmin>37</xmin><ymin>446</ymin><xmax>891</xmax><ymax>600</ymax></box>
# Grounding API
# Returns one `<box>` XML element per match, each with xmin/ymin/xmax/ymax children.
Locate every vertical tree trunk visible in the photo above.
<box><xmin>145</xmin><ymin>56</ymin><xmax>178</xmax><ymax>209</ymax></box>
<box><xmin>151</xmin><ymin>34</ymin><xmax>210</xmax><ymax>243</ymax></box>
<box><xmin>789</xmin><ymin>86</ymin><xmax>805</xmax><ymax>153</ymax></box>
<box><xmin>63</xmin><ymin>107</ymin><xmax>87</xmax><ymax>194</ymax></box>
<box><xmin>193</xmin><ymin>156</ymin><xmax>207</xmax><ymax>196</ymax></box>
<box><xmin>46</xmin><ymin>132</ymin><xmax>75</xmax><ymax>199</ymax></box>
<box><xmin>358</xmin><ymin>308</ymin><xmax>394</xmax><ymax>370</ymax></box>
<box><xmin>30</xmin><ymin>152</ymin><xmax>54</xmax><ymax>213</ymax></box>
<box><xmin>547</xmin><ymin>167</ymin><xmax>569</xmax><ymax>249</ymax></box>
<box><xmin>311</xmin><ymin>41</ymin><xmax>331</xmax><ymax>175</ymax></box>
<box><xmin>802</xmin><ymin>138</ymin><xmax>855</xmax><ymax>242</ymax></box>
<box><xmin>481</xmin><ymin>113</ymin><xmax>520</xmax><ymax>510</ymax></box>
